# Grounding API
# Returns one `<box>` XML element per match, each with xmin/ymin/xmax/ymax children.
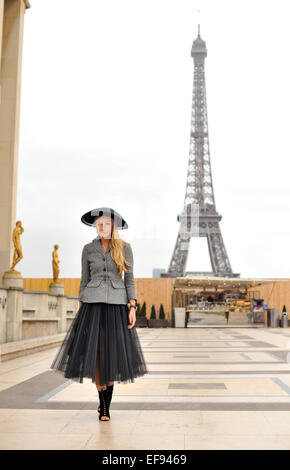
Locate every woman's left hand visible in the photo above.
<box><xmin>128</xmin><ymin>307</ymin><xmax>136</xmax><ymax>329</ymax></box>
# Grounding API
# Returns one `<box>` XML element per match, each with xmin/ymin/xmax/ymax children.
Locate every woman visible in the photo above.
<box><xmin>50</xmin><ymin>207</ymin><xmax>148</xmax><ymax>421</ymax></box>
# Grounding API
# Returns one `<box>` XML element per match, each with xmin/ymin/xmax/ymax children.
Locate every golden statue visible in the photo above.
<box><xmin>52</xmin><ymin>244</ymin><xmax>60</xmax><ymax>283</ymax></box>
<box><xmin>6</xmin><ymin>220</ymin><xmax>24</xmax><ymax>274</ymax></box>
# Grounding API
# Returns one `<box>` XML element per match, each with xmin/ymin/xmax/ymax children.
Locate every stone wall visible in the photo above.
<box><xmin>0</xmin><ymin>278</ymin><xmax>79</xmax><ymax>361</ymax></box>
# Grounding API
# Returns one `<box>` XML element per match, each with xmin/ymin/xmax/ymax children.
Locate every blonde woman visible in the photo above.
<box><xmin>50</xmin><ymin>207</ymin><xmax>148</xmax><ymax>421</ymax></box>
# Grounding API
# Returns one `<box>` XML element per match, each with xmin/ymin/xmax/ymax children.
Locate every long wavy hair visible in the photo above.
<box><xmin>95</xmin><ymin>215</ymin><xmax>132</xmax><ymax>277</ymax></box>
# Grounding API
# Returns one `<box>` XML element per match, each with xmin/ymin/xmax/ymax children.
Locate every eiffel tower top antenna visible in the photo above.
<box><xmin>197</xmin><ymin>8</ymin><xmax>201</xmax><ymax>36</ymax></box>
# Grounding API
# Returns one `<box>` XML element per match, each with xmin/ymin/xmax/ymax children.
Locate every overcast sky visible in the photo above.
<box><xmin>17</xmin><ymin>0</ymin><xmax>290</xmax><ymax>279</ymax></box>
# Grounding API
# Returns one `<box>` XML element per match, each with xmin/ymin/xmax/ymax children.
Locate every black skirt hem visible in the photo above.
<box><xmin>50</xmin><ymin>302</ymin><xmax>148</xmax><ymax>386</ymax></box>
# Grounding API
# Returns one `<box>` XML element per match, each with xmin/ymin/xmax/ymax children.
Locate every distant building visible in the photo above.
<box><xmin>152</xmin><ymin>268</ymin><xmax>166</xmax><ymax>278</ymax></box>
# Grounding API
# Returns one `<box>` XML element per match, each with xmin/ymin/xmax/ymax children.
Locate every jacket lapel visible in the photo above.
<box><xmin>93</xmin><ymin>235</ymin><xmax>111</xmax><ymax>254</ymax></box>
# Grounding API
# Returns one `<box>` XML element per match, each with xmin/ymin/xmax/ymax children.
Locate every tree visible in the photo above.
<box><xmin>159</xmin><ymin>304</ymin><xmax>165</xmax><ymax>319</ymax></box>
<box><xmin>139</xmin><ymin>301</ymin><xmax>146</xmax><ymax>318</ymax></box>
<box><xmin>150</xmin><ymin>304</ymin><xmax>156</xmax><ymax>319</ymax></box>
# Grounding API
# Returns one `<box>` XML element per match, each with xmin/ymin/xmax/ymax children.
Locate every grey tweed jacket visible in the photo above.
<box><xmin>78</xmin><ymin>235</ymin><xmax>137</xmax><ymax>305</ymax></box>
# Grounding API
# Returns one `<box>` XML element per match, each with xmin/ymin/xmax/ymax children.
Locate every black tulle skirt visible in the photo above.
<box><xmin>50</xmin><ymin>302</ymin><xmax>148</xmax><ymax>385</ymax></box>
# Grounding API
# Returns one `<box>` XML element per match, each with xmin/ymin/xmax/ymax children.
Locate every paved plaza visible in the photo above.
<box><xmin>2</xmin><ymin>327</ymin><xmax>290</xmax><ymax>449</ymax></box>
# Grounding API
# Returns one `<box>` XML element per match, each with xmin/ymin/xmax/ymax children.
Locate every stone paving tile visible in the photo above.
<box><xmin>184</xmin><ymin>434</ymin><xmax>287</xmax><ymax>450</ymax></box>
<box><xmin>0</xmin><ymin>432</ymin><xmax>92</xmax><ymax>450</ymax></box>
<box><xmin>84</xmin><ymin>430</ymin><xmax>185</xmax><ymax>450</ymax></box>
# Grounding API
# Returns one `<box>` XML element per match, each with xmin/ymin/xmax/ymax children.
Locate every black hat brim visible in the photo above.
<box><xmin>81</xmin><ymin>207</ymin><xmax>128</xmax><ymax>229</ymax></box>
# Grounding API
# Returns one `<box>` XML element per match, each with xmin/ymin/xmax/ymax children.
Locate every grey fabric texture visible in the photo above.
<box><xmin>78</xmin><ymin>235</ymin><xmax>137</xmax><ymax>304</ymax></box>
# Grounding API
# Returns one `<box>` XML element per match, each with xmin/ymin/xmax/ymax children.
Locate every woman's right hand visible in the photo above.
<box><xmin>79</xmin><ymin>301</ymin><xmax>83</xmax><ymax>309</ymax></box>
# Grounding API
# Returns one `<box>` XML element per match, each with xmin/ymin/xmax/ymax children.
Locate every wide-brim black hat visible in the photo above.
<box><xmin>81</xmin><ymin>206</ymin><xmax>128</xmax><ymax>229</ymax></box>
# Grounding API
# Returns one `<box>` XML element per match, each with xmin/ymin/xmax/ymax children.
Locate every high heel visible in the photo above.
<box><xmin>98</xmin><ymin>387</ymin><xmax>110</xmax><ymax>421</ymax></box>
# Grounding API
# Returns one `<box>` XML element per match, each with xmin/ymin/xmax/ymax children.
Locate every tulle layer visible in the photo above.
<box><xmin>50</xmin><ymin>302</ymin><xmax>148</xmax><ymax>385</ymax></box>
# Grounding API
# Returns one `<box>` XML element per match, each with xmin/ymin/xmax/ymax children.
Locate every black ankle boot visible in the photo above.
<box><xmin>98</xmin><ymin>387</ymin><xmax>110</xmax><ymax>421</ymax></box>
<box><xmin>97</xmin><ymin>384</ymin><xmax>114</xmax><ymax>414</ymax></box>
<box><xmin>106</xmin><ymin>383</ymin><xmax>114</xmax><ymax>409</ymax></box>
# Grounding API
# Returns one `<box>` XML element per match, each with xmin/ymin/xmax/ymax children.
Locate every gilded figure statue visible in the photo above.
<box><xmin>52</xmin><ymin>244</ymin><xmax>60</xmax><ymax>283</ymax></box>
<box><xmin>7</xmin><ymin>220</ymin><xmax>24</xmax><ymax>274</ymax></box>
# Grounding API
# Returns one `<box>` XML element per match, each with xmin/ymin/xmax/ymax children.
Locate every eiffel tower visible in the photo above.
<box><xmin>162</xmin><ymin>25</ymin><xmax>239</xmax><ymax>279</ymax></box>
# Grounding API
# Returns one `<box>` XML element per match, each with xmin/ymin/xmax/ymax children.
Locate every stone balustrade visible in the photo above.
<box><xmin>0</xmin><ymin>273</ymin><xmax>79</xmax><ymax>361</ymax></box>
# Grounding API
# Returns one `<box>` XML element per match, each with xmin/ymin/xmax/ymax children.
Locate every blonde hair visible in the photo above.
<box><xmin>95</xmin><ymin>216</ymin><xmax>132</xmax><ymax>277</ymax></box>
